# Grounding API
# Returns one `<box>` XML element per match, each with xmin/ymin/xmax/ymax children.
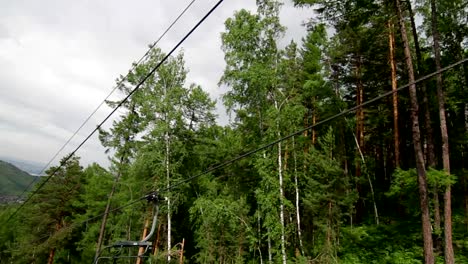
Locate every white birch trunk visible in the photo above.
<box><xmin>267</xmin><ymin>229</ymin><xmax>272</xmax><ymax>264</ymax></box>
<box><xmin>292</xmin><ymin>137</ymin><xmax>304</xmax><ymax>255</ymax></box>
<box><xmin>275</xmin><ymin>100</ymin><xmax>286</xmax><ymax>264</ymax></box>
<box><xmin>166</xmin><ymin>133</ymin><xmax>171</xmax><ymax>263</ymax></box>
<box><xmin>353</xmin><ymin>134</ymin><xmax>379</xmax><ymax>225</ymax></box>
<box><xmin>258</xmin><ymin>212</ymin><xmax>263</xmax><ymax>264</ymax></box>
<box><xmin>163</xmin><ymin>81</ymin><xmax>171</xmax><ymax>263</ymax></box>
<box><xmin>278</xmin><ymin>138</ymin><xmax>286</xmax><ymax>264</ymax></box>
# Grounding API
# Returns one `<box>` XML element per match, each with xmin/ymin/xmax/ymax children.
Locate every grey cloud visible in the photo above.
<box><xmin>0</xmin><ymin>0</ymin><xmax>311</xmax><ymax>167</ymax></box>
<box><xmin>0</xmin><ymin>24</ymin><xmax>9</xmax><ymax>39</ymax></box>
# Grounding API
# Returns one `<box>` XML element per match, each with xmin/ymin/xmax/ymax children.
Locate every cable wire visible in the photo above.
<box><xmin>158</xmin><ymin>57</ymin><xmax>468</xmax><ymax>194</ymax></box>
<box><xmin>6</xmin><ymin>57</ymin><xmax>466</xmax><ymax>252</ymax></box>
<box><xmin>14</xmin><ymin>0</ymin><xmax>197</xmax><ymax>201</ymax></box>
<box><xmin>6</xmin><ymin>0</ymin><xmax>225</xmax><ymax>223</ymax></box>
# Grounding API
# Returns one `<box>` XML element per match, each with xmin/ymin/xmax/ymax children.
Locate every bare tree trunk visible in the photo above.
<box><xmin>312</xmin><ymin>97</ymin><xmax>317</xmax><ymax>145</ymax></box>
<box><xmin>406</xmin><ymin>1</ymin><xmax>443</xmax><ymax>247</ymax></box>
<box><xmin>277</xmin><ymin>129</ymin><xmax>287</xmax><ymax>264</ymax></box>
<box><xmin>47</xmin><ymin>248</ymin><xmax>55</xmax><ymax>264</ymax></box>
<box><xmin>94</xmin><ymin>158</ymin><xmax>124</xmax><ymax>261</ymax></box>
<box><xmin>166</xmin><ymin>132</ymin><xmax>172</xmax><ymax>263</ymax></box>
<box><xmin>292</xmin><ymin>137</ymin><xmax>305</xmax><ymax>255</ymax></box>
<box><xmin>327</xmin><ymin>201</ymin><xmax>333</xmax><ymax>250</ymax></box>
<box><xmin>395</xmin><ymin>0</ymin><xmax>434</xmax><ymax>263</ymax></box>
<box><xmin>153</xmin><ymin>223</ymin><xmax>161</xmax><ymax>256</ymax></box>
<box><xmin>267</xmin><ymin>229</ymin><xmax>272</xmax><ymax>264</ymax></box>
<box><xmin>354</xmin><ymin>134</ymin><xmax>379</xmax><ymax>225</ymax></box>
<box><xmin>257</xmin><ymin>210</ymin><xmax>264</xmax><ymax>264</ymax></box>
<box><xmin>162</xmin><ymin>78</ymin><xmax>172</xmax><ymax>263</ymax></box>
<box><xmin>388</xmin><ymin>20</ymin><xmax>400</xmax><ymax>168</ymax></box>
<box><xmin>94</xmin><ymin>177</ymin><xmax>118</xmax><ymax>260</ymax></box>
<box><xmin>355</xmin><ymin>55</ymin><xmax>364</xmax><ymax>223</ymax></box>
<box><xmin>95</xmin><ymin>102</ymin><xmax>135</xmax><ymax>260</ymax></box>
<box><xmin>407</xmin><ymin>0</ymin><xmax>437</xmax><ymax>169</ymax></box>
<box><xmin>179</xmin><ymin>238</ymin><xmax>185</xmax><ymax>264</ymax></box>
<box><xmin>136</xmin><ymin>218</ymin><xmax>150</xmax><ymax>264</ymax></box>
<box><xmin>430</xmin><ymin>1</ymin><xmax>454</xmax><ymax>262</ymax></box>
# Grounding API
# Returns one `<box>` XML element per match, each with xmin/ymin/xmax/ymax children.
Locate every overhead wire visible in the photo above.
<box><xmin>5</xmin><ymin>53</ymin><xmax>466</xmax><ymax>248</ymax></box>
<box><xmin>6</xmin><ymin>0</ymin><xmax>225</xmax><ymax>223</ymax></box>
<box><xmin>157</xmin><ymin>57</ymin><xmax>468</xmax><ymax>194</ymax></box>
<box><xmin>14</xmin><ymin>0</ymin><xmax>197</xmax><ymax>201</ymax></box>
<box><xmin>5</xmin><ymin>0</ymin><xmax>467</xmax><ymax>242</ymax></box>
<box><xmin>57</xmin><ymin>56</ymin><xmax>468</xmax><ymax>230</ymax></box>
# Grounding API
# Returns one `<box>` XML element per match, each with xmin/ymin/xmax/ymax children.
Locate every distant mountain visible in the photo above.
<box><xmin>0</xmin><ymin>160</ymin><xmax>38</xmax><ymax>197</ymax></box>
<box><xmin>0</xmin><ymin>156</ymin><xmax>46</xmax><ymax>175</ymax></box>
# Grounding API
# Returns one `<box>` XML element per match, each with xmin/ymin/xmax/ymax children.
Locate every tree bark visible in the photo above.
<box><xmin>162</xmin><ymin>78</ymin><xmax>172</xmax><ymax>263</ymax></box>
<box><xmin>388</xmin><ymin>20</ymin><xmax>400</xmax><ymax>168</ymax></box>
<box><xmin>406</xmin><ymin>0</ymin><xmax>443</xmax><ymax>246</ymax></box>
<box><xmin>407</xmin><ymin>0</ymin><xmax>437</xmax><ymax>168</ymax></box>
<box><xmin>179</xmin><ymin>238</ymin><xmax>185</xmax><ymax>264</ymax></box>
<box><xmin>356</xmin><ymin>54</ymin><xmax>365</xmax><ymax>159</ymax></box>
<box><xmin>355</xmin><ymin>55</ymin><xmax>365</xmax><ymax>223</ymax></box>
<box><xmin>166</xmin><ymin>130</ymin><xmax>172</xmax><ymax>263</ymax></box>
<box><xmin>47</xmin><ymin>248</ymin><xmax>55</xmax><ymax>264</ymax></box>
<box><xmin>277</xmin><ymin>125</ymin><xmax>287</xmax><ymax>264</ymax></box>
<box><xmin>94</xmin><ymin>156</ymin><xmax>124</xmax><ymax>262</ymax></box>
<box><xmin>312</xmin><ymin>97</ymin><xmax>317</xmax><ymax>145</ymax></box>
<box><xmin>430</xmin><ymin>0</ymin><xmax>454</xmax><ymax>262</ymax></box>
<box><xmin>292</xmin><ymin>137</ymin><xmax>305</xmax><ymax>255</ymax></box>
<box><xmin>267</xmin><ymin>228</ymin><xmax>272</xmax><ymax>264</ymax></box>
<box><xmin>136</xmin><ymin>217</ymin><xmax>150</xmax><ymax>264</ymax></box>
<box><xmin>95</xmin><ymin>102</ymin><xmax>135</xmax><ymax>261</ymax></box>
<box><xmin>395</xmin><ymin>0</ymin><xmax>435</xmax><ymax>263</ymax></box>
<box><xmin>354</xmin><ymin>133</ymin><xmax>379</xmax><ymax>225</ymax></box>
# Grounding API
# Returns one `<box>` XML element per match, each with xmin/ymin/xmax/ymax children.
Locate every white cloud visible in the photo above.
<box><xmin>0</xmin><ymin>0</ymin><xmax>311</xmax><ymax>168</ymax></box>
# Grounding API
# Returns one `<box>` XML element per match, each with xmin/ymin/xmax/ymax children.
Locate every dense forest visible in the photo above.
<box><xmin>1</xmin><ymin>0</ymin><xmax>467</xmax><ymax>263</ymax></box>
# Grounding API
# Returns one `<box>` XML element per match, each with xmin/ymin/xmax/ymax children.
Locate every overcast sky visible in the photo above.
<box><xmin>0</xmin><ymin>0</ymin><xmax>311</xmax><ymax>168</ymax></box>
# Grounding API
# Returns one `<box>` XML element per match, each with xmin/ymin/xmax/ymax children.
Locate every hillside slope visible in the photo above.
<box><xmin>0</xmin><ymin>160</ymin><xmax>36</xmax><ymax>196</ymax></box>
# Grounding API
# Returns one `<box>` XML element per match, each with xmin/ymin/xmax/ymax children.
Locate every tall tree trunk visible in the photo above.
<box><xmin>94</xmin><ymin>156</ymin><xmax>125</xmax><ymax>262</ymax></box>
<box><xmin>430</xmin><ymin>1</ymin><xmax>454</xmax><ymax>262</ymax></box>
<box><xmin>267</xmin><ymin>228</ymin><xmax>272</xmax><ymax>264</ymax></box>
<box><xmin>277</xmin><ymin>128</ymin><xmax>287</xmax><ymax>264</ymax></box>
<box><xmin>356</xmin><ymin>54</ymin><xmax>365</xmax><ymax>162</ymax></box>
<box><xmin>257</xmin><ymin>206</ymin><xmax>264</xmax><ymax>264</ymax></box>
<box><xmin>406</xmin><ymin>0</ymin><xmax>437</xmax><ymax>168</ymax></box>
<box><xmin>95</xmin><ymin>103</ymin><xmax>135</xmax><ymax>261</ymax></box>
<box><xmin>407</xmin><ymin>0</ymin><xmax>442</xmax><ymax>243</ymax></box>
<box><xmin>312</xmin><ymin>97</ymin><xmax>317</xmax><ymax>145</ymax></box>
<box><xmin>354</xmin><ymin>133</ymin><xmax>379</xmax><ymax>225</ymax></box>
<box><xmin>166</xmin><ymin>131</ymin><xmax>172</xmax><ymax>263</ymax></box>
<box><xmin>292</xmin><ymin>137</ymin><xmax>305</xmax><ymax>255</ymax></box>
<box><xmin>355</xmin><ymin>55</ymin><xmax>364</xmax><ymax>223</ymax></box>
<box><xmin>162</xmin><ymin>79</ymin><xmax>172</xmax><ymax>263</ymax></box>
<box><xmin>395</xmin><ymin>0</ymin><xmax>435</xmax><ymax>263</ymax></box>
<box><xmin>388</xmin><ymin>20</ymin><xmax>400</xmax><ymax>168</ymax></box>
<box><xmin>47</xmin><ymin>248</ymin><xmax>55</xmax><ymax>264</ymax></box>
<box><xmin>153</xmin><ymin>223</ymin><xmax>162</xmax><ymax>256</ymax></box>
<box><xmin>136</xmin><ymin>217</ymin><xmax>150</xmax><ymax>264</ymax></box>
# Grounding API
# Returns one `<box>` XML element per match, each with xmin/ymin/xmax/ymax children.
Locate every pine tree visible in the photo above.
<box><xmin>15</xmin><ymin>155</ymin><xmax>84</xmax><ymax>264</ymax></box>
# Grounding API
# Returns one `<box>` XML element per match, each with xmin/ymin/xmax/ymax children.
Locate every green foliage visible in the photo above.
<box><xmin>0</xmin><ymin>160</ymin><xmax>36</xmax><ymax>196</ymax></box>
<box><xmin>339</xmin><ymin>225</ymin><xmax>424</xmax><ymax>264</ymax></box>
<box><xmin>301</xmin><ymin>128</ymin><xmax>357</xmax><ymax>260</ymax></box>
<box><xmin>2</xmin><ymin>0</ymin><xmax>468</xmax><ymax>263</ymax></box>
<box><xmin>190</xmin><ymin>176</ymin><xmax>251</xmax><ymax>264</ymax></box>
<box><xmin>388</xmin><ymin>168</ymin><xmax>457</xmax><ymax>197</ymax></box>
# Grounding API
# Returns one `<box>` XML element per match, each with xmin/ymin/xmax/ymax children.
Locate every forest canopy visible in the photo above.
<box><xmin>1</xmin><ymin>0</ymin><xmax>467</xmax><ymax>263</ymax></box>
